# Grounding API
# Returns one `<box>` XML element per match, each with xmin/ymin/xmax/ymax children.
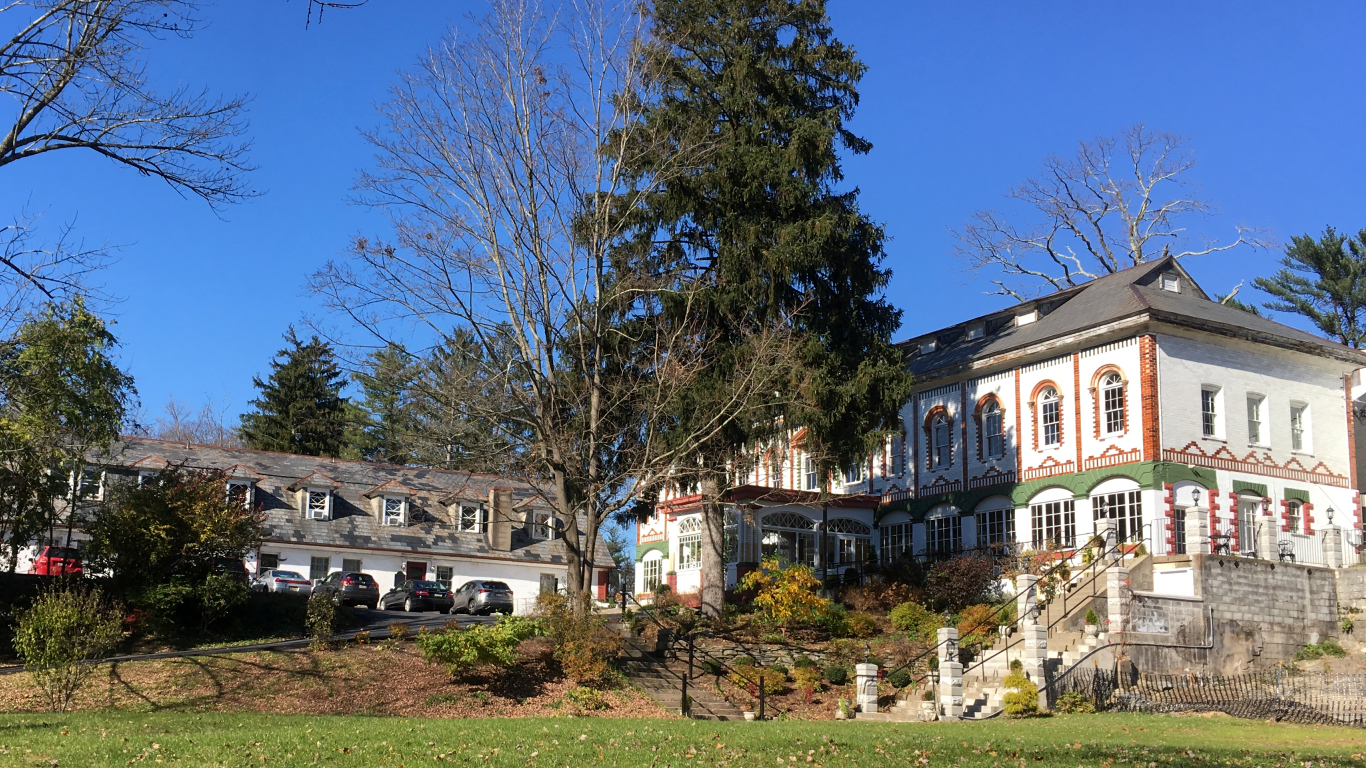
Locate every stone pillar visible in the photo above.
<box><xmin>1325</xmin><ymin>525</ymin><xmax>1344</xmax><ymax>568</ymax></box>
<box><xmin>1106</xmin><ymin>566</ymin><xmax>1130</xmax><ymax>644</ymax></box>
<box><xmin>936</xmin><ymin>627</ymin><xmax>962</xmax><ymax>721</ymax></box>
<box><xmin>1015</xmin><ymin>573</ymin><xmax>1039</xmax><ymax>627</ymax></box>
<box><xmin>1257</xmin><ymin>515</ymin><xmax>1278</xmax><ymax>561</ymax></box>
<box><xmin>1020</xmin><ymin>623</ymin><xmax>1048</xmax><ymax>684</ymax></box>
<box><xmin>854</xmin><ymin>663</ymin><xmax>879</xmax><ymax>713</ymax></box>
<box><xmin>1185</xmin><ymin>509</ymin><xmax>1209</xmax><ymax>555</ymax></box>
<box><xmin>1095</xmin><ymin>516</ymin><xmax>1118</xmax><ymax>560</ymax></box>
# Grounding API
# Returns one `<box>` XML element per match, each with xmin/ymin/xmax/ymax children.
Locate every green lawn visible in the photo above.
<box><xmin>0</xmin><ymin>712</ymin><xmax>1362</xmax><ymax>767</ymax></box>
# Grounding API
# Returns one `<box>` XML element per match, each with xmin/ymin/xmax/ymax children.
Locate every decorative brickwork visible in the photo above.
<box><xmin>1228</xmin><ymin>491</ymin><xmax>1240</xmax><ymax>552</ymax></box>
<box><xmin>1139</xmin><ymin>335</ymin><xmax>1160</xmax><ymax>461</ymax></box>
<box><xmin>1014</xmin><ymin>369</ymin><xmax>1023</xmax><ymax>479</ymax></box>
<box><xmin>923</xmin><ymin>405</ymin><xmax>953</xmax><ymax>471</ymax></box>
<box><xmin>1303</xmin><ymin>502</ymin><xmax>1315</xmax><ymax>535</ymax></box>
<box><xmin>1074</xmin><ymin>353</ymin><xmax>1084</xmax><ymax>470</ymax></box>
<box><xmin>1162</xmin><ymin>482</ymin><xmax>1176</xmax><ymax>548</ymax></box>
<box><xmin>1280</xmin><ymin>498</ymin><xmax>1291</xmax><ymax>533</ymax></box>
<box><xmin>961</xmin><ymin>386</ymin><xmax>970</xmax><ymax>487</ymax></box>
<box><xmin>1029</xmin><ymin>379</ymin><xmax>1064</xmax><ymax>451</ymax></box>
<box><xmin>1162</xmin><ymin>442</ymin><xmax>1351</xmax><ymax>487</ymax></box>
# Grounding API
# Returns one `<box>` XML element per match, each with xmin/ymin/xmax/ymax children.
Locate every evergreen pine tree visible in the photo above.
<box><xmin>352</xmin><ymin>343</ymin><xmax>420</xmax><ymax>464</ymax></box>
<box><xmin>240</xmin><ymin>329</ymin><xmax>351</xmax><ymax>457</ymax></box>
<box><xmin>1254</xmin><ymin>227</ymin><xmax>1366</xmax><ymax>347</ymax></box>
<box><xmin>623</xmin><ymin>0</ymin><xmax>913</xmax><ymax>613</ymax></box>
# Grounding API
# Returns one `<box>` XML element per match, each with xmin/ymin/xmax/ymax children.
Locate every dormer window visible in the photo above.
<box><xmin>137</xmin><ymin>471</ymin><xmax>157</xmax><ymax>489</ymax></box>
<box><xmin>456</xmin><ymin>504</ymin><xmax>486</xmax><ymax>533</ymax></box>
<box><xmin>227</xmin><ymin>480</ymin><xmax>255</xmax><ymax>510</ymax></box>
<box><xmin>530</xmin><ymin>508</ymin><xmax>555</xmax><ymax>540</ymax></box>
<box><xmin>1016</xmin><ymin>310</ymin><xmax>1038</xmax><ymax>326</ymax></box>
<box><xmin>1160</xmin><ymin>273</ymin><xmax>1180</xmax><ymax>292</ymax></box>
<box><xmin>306</xmin><ymin>489</ymin><xmax>331</xmax><ymax>520</ymax></box>
<box><xmin>381</xmin><ymin>496</ymin><xmax>407</xmax><ymax>526</ymax></box>
<box><xmin>967</xmin><ymin>324</ymin><xmax>985</xmax><ymax>340</ymax></box>
<box><xmin>920</xmin><ymin>340</ymin><xmax>937</xmax><ymax>354</ymax></box>
<box><xmin>73</xmin><ymin>466</ymin><xmax>104</xmax><ymax>501</ymax></box>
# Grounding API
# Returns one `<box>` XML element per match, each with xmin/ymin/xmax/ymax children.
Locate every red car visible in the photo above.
<box><xmin>29</xmin><ymin>546</ymin><xmax>83</xmax><ymax>576</ymax></box>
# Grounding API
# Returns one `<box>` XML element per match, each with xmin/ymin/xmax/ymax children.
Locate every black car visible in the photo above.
<box><xmin>380</xmin><ymin>580</ymin><xmax>454</xmax><ymax>613</ymax></box>
<box><xmin>450</xmin><ymin>580</ymin><xmax>514</xmax><ymax>616</ymax></box>
<box><xmin>313</xmin><ymin>571</ymin><xmax>380</xmax><ymax>609</ymax></box>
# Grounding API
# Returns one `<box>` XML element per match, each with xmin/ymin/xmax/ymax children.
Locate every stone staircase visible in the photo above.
<box><xmin>613</xmin><ymin>628</ymin><xmax>747</xmax><ymax>721</ymax></box>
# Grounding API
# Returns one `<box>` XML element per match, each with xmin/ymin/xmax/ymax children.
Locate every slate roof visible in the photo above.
<box><xmin>901</xmin><ymin>257</ymin><xmax>1366</xmax><ymax>380</ymax></box>
<box><xmin>95</xmin><ymin>436</ymin><xmax>613</xmax><ymax>569</ymax></box>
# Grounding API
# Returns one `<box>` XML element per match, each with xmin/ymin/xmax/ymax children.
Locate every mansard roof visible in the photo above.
<box><xmin>90</xmin><ymin>436</ymin><xmax>612</xmax><ymax>569</ymax></box>
<box><xmin>901</xmin><ymin>256</ymin><xmax>1366</xmax><ymax>381</ymax></box>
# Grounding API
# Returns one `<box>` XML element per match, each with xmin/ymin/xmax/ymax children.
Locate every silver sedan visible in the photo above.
<box><xmin>253</xmin><ymin>569</ymin><xmax>313</xmax><ymax>595</ymax></box>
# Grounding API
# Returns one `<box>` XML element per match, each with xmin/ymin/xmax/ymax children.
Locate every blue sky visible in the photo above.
<box><xmin>2</xmin><ymin>0</ymin><xmax>1364</xmax><ymax>422</ymax></box>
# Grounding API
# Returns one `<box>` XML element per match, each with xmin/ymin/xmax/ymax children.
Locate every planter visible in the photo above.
<box><xmin>919</xmin><ymin>700</ymin><xmax>937</xmax><ymax>722</ymax></box>
<box><xmin>743</xmin><ymin>711</ymin><xmax>757</xmax><ymax>721</ymax></box>
<box><xmin>834</xmin><ymin>710</ymin><xmax>847</xmax><ymax>721</ymax></box>
<box><xmin>1084</xmin><ymin>624</ymin><xmax>1098</xmax><ymax>639</ymax></box>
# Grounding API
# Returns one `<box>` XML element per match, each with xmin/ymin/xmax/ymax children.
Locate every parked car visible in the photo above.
<box><xmin>28</xmin><ymin>546</ymin><xmax>82</xmax><ymax>576</ymax></box>
<box><xmin>253</xmin><ymin>569</ymin><xmax>313</xmax><ymax>595</ymax></box>
<box><xmin>449</xmin><ymin>580</ymin><xmax>514</xmax><ymax>616</ymax></box>
<box><xmin>380</xmin><ymin>580</ymin><xmax>454</xmax><ymax>613</ymax></box>
<box><xmin>313</xmin><ymin>571</ymin><xmax>380</xmax><ymax>609</ymax></box>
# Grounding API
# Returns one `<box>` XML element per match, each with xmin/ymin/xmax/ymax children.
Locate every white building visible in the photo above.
<box><xmin>635</xmin><ymin>257</ymin><xmax>1366</xmax><ymax>593</ymax></box>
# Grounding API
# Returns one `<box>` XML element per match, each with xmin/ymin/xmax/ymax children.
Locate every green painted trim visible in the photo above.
<box><xmin>633</xmin><ymin>540</ymin><xmax>669</xmax><ymax>563</ymax></box>
<box><xmin>875</xmin><ymin>461</ymin><xmax>1220</xmax><ymax>524</ymax></box>
<box><xmin>1283</xmin><ymin>487</ymin><xmax>1310</xmax><ymax>503</ymax></box>
<box><xmin>1233</xmin><ymin>480</ymin><xmax>1268</xmax><ymax>498</ymax></box>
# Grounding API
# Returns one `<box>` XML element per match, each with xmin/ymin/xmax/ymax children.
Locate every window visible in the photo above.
<box><xmin>1102</xmin><ymin>373</ymin><xmax>1125</xmax><ymax>435</ymax></box>
<box><xmin>723</xmin><ymin>509</ymin><xmax>739</xmax><ymax>563</ymax></box>
<box><xmin>888</xmin><ymin>434</ymin><xmax>903</xmax><ymax>476</ymax></box>
<box><xmin>1160</xmin><ymin>273</ymin><xmax>1180</xmax><ymax>292</ymax></box>
<box><xmin>927</xmin><ymin>514</ymin><xmax>962</xmax><ymax>555</ymax></box>
<box><xmin>760</xmin><ymin>511</ymin><xmax>817</xmax><ymax>567</ymax></box>
<box><xmin>1246</xmin><ymin>395</ymin><xmax>1264</xmax><ymax>445</ymax></box>
<box><xmin>1173</xmin><ymin>507</ymin><xmax>1187</xmax><ymax>555</ymax></box>
<box><xmin>975</xmin><ymin>506</ymin><xmax>1015</xmax><ymax>548</ymax></box>
<box><xmin>227</xmin><ymin>481</ymin><xmax>253</xmax><ymax>510</ymax></box>
<box><xmin>309</xmin><ymin>556</ymin><xmax>330</xmax><ymax>582</ymax></box>
<box><xmin>435</xmin><ymin>566</ymin><xmax>453</xmax><ymax>588</ymax></box>
<box><xmin>531</xmin><ymin>509</ymin><xmax>555</xmax><ymax>540</ymax></box>
<box><xmin>804</xmin><ymin>456</ymin><xmax>818</xmax><ymax>490</ymax></box>
<box><xmin>879</xmin><ymin>522</ymin><xmax>911</xmax><ymax>563</ymax></box>
<box><xmin>677</xmin><ymin>517</ymin><xmax>702</xmax><ymax>570</ymax></box>
<box><xmin>932</xmin><ymin>413</ymin><xmax>952</xmax><ymax>468</ymax></box>
<box><xmin>983</xmin><ymin>402</ymin><xmax>1005</xmax><ymax>459</ymax></box>
<box><xmin>967</xmin><ymin>324</ymin><xmax>985</xmax><ymax>340</ymax></box>
<box><xmin>1201</xmin><ymin>387</ymin><xmax>1220</xmax><ymax>437</ymax></box>
<box><xmin>1030</xmin><ymin>499</ymin><xmax>1075</xmax><ymax>549</ymax></box>
<box><xmin>1091</xmin><ymin>490</ymin><xmax>1143</xmax><ymax>543</ymax></box>
<box><xmin>1287</xmin><ymin>500</ymin><xmax>1302</xmax><ymax>532</ymax></box>
<box><xmin>74</xmin><ymin>466</ymin><xmax>103</xmax><ymax>500</ymax></box>
<box><xmin>642</xmin><ymin>557</ymin><xmax>663</xmax><ymax>593</ymax></box>
<box><xmin>843</xmin><ymin>462</ymin><xmax>864</xmax><ymax>484</ymax></box>
<box><xmin>381</xmin><ymin>496</ymin><xmax>407</xmax><ymax>526</ymax></box>
<box><xmin>306</xmin><ymin>490</ymin><xmax>331</xmax><ymax>520</ymax></box>
<box><xmin>258</xmin><ymin>553</ymin><xmax>280</xmax><ymax>575</ymax></box>
<box><xmin>1291</xmin><ymin>403</ymin><xmax>1309</xmax><ymax>451</ymax></box>
<box><xmin>920</xmin><ymin>340</ymin><xmax>937</xmax><ymax>354</ymax></box>
<box><xmin>1040</xmin><ymin>388</ymin><xmax>1060</xmax><ymax>447</ymax></box>
<box><xmin>457</xmin><ymin>504</ymin><xmax>485</xmax><ymax>533</ymax></box>
<box><xmin>824</xmin><ymin>518</ymin><xmax>873</xmax><ymax>566</ymax></box>
<box><xmin>137</xmin><ymin>471</ymin><xmax>157</xmax><ymax>489</ymax></box>
<box><xmin>342</xmin><ymin>558</ymin><xmax>363</xmax><ymax>573</ymax></box>
<box><xmin>1236</xmin><ymin>497</ymin><xmax>1259</xmax><ymax>553</ymax></box>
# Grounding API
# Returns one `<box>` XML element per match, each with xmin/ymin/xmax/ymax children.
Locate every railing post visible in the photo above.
<box><xmin>687</xmin><ymin>633</ymin><xmax>695</xmax><ymax>680</ymax></box>
<box><xmin>758</xmin><ymin>675</ymin><xmax>766</xmax><ymax>720</ymax></box>
<box><xmin>935</xmin><ymin>627</ymin><xmax>962</xmax><ymax>721</ymax></box>
<box><xmin>679</xmin><ymin>640</ymin><xmax>689</xmax><ymax>718</ymax></box>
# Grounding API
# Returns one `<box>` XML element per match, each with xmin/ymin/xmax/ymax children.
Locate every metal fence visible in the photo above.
<box><xmin>1050</xmin><ymin>666</ymin><xmax>1366</xmax><ymax>727</ymax></box>
<box><xmin>1345</xmin><ymin>529</ymin><xmax>1366</xmax><ymax>567</ymax></box>
<box><xmin>1287</xmin><ymin>531</ymin><xmax>1325</xmax><ymax>565</ymax></box>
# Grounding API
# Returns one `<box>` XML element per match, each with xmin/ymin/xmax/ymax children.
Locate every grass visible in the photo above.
<box><xmin>0</xmin><ymin>712</ymin><xmax>1362</xmax><ymax>767</ymax></box>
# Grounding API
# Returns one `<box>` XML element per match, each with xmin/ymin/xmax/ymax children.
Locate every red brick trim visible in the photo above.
<box><xmin>1015</xmin><ymin>369</ymin><xmax>1023</xmax><ymax>480</ymax></box>
<box><xmin>923</xmin><ymin>405</ymin><xmax>953</xmax><ymax>471</ymax></box>
<box><xmin>1029</xmin><ymin>379</ymin><xmax>1063</xmax><ymax>451</ymax></box>
<box><xmin>961</xmin><ymin>386</ymin><xmax>970</xmax><ymax>487</ymax></box>
<box><xmin>1302</xmin><ymin>501</ymin><xmax>1315</xmax><ymax>535</ymax></box>
<box><xmin>1347</xmin><ymin>374</ymin><xmax>1358</xmax><ymax>491</ymax></box>
<box><xmin>1228</xmin><ymin>491</ymin><xmax>1240</xmax><ymax>551</ymax></box>
<box><xmin>1162</xmin><ymin>483</ymin><xmax>1176</xmax><ymax>548</ymax></box>
<box><xmin>1073</xmin><ymin>354</ymin><xmax>1084</xmax><ymax>470</ymax></box>
<box><xmin>911</xmin><ymin>396</ymin><xmax>920</xmax><ymax>492</ymax></box>
<box><xmin>972</xmin><ymin>394</ymin><xmax>1005</xmax><ymax>462</ymax></box>
<box><xmin>1139</xmin><ymin>335</ymin><xmax>1160</xmax><ymax>461</ymax></box>
<box><xmin>1280</xmin><ymin>498</ymin><xmax>1291</xmax><ymax>533</ymax></box>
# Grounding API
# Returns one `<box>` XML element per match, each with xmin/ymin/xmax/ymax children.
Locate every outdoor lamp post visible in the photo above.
<box><xmin>1191</xmin><ymin>488</ymin><xmax>1203</xmax><ymax>508</ymax></box>
<box><xmin>1327</xmin><ymin>507</ymin><xmax>1336</xmax><ymax>525</ymax></box>
<box><xmin>1261</xmin><ymin>497</ymin><xmax>1271</xmax><ymax>515</ymax></box>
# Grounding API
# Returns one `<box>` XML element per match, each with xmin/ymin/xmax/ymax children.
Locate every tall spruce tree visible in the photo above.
<box><xmin>352</xmin><ymin>343</ymin><xmax>420</xmax><ymax>465</ymax></box>
<box><xmin>624</xmin><ymin>0</ymin><xmax>913</xmax><ymax>615</ymax></box>
<box><xmin>1254</xmin><ymin>227</ymin><xmax>1366</xmax><ymax>348</ymax></box>
<box><xmin>240</xmin><ymin>329</ymin><xmax>351</xmax><ymax>457</ymax></box>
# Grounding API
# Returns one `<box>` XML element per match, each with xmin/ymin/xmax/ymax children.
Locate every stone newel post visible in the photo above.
<box><xmin>854</xmin><ymin>663</ymin><xmax>879</xmax><ymax>713</ymax></box>
<box><xmin>1256</xmin><ymin>514</ymin><xmax>1278</xmax><ymax>561</ymax></box>
<box><xmin>1185</xmin><ymin>509</ymin><xmax>1209</xmax><ymax>555</ymax></box>
<box><xmin>1325</xmin><ymin>525</ymin><xmax>1344</xmax><ymax>569</ymax></box>
<box><xmin>1095</xmin><ymin>516</ymin><xmax>1118</xmax><ymax>560</ymax></box>
<box><xmin>1015</xmin><ymin>574</ymin><xmax>1046</xmax><ymax>684</ymax></box>
<box><xmin>937</xmin><ymin>627</ymin><xmax>962</xmax><ymax>721</ymax></box>
<box><xmin>1106</xmin><ymin>566</ymin><xmax>1130</xmax><ymax>645</ymax></box>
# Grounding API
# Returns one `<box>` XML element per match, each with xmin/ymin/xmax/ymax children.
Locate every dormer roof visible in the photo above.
<box><xmin>225</xmin><ymin>464</ymin><xmax>263</xmax><ymax>481</ymax></box>
<box><xmin>361</xmin><ymin>479</ymin><xmax>416</xmax><ymax>499</ymax></box>
<box><xmin>287</xmin><ymin>472</ymin><xmax>341</xmax><ymax>492</ymax></box>
<box><xmin>439</xmin><ymin>486</ymin><xmax>487</xmax><ymax>506</ymax></box>
<box><xmin>130</xmin><ymin>455</ymin><xmax>171</xmax><ymax>470</ymax></box>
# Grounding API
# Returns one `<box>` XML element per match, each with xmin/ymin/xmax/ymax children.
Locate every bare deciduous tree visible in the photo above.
<box><xmin>310</xmin><ymin>0</ymin><xmax>797</xmax><ymax>607</ymax></box>
<box><xmin>0</xmin><ymin>210</ymin><xmax>107</xmax><ymax>333</ymax></box>
<box><xmin>954</xmin><ymin>124</ymin><xmax>1267</xmax><ymax>300</ymax></box>
<box><xmin>148</xmin><ymin>395</ymin><xmax>243</xmax><ymax>448</ymax></box>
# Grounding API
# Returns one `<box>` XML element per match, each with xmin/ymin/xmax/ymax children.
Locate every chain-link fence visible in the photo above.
<box><xmin>1049</xmin><ymin>664</ymin><xmax>1366</xmax><ymax>727</ymax></box>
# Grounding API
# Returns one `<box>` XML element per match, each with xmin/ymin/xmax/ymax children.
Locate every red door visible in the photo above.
<box><xmin>405</xmin><ymin>561</ymin><xmax>427</xmax><ymax>580</ymax></box>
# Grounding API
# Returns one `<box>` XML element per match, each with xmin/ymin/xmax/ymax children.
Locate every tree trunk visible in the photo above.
<box><xmin>699</xmin><ymin>475</ymin><xmax>725</xmax><ymax>619</ymax></box>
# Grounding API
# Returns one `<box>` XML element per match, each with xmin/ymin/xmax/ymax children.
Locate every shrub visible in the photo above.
<box><xmin>885</xmin><ymin>667</ymin><xmax>911</xmax><ymax>688</ymax></box>
<box><xmin>844</xmin><ymin>612</ymin><xmax>879</xmax><ymax>639</ymax></box>
<box><xmin>769</xmin><ymin>664</ymin><xmax>789</xmax><ymax>679</ymax></box>
<box><xmin>823</xmin><ymin>665</ymin><xmax>849</xmax><ymax>685</ymax></box>
<box><xmin>889</xmin><ymin>601</ymin><xmax>943</xmax><ymax>643</ymax></box>
<box><xmin>815</xmin><ymin>603</ymin><xmax>849</xmax><ymax>637</ymax></box>
<box><xmin>1054</xmin><ymin>691</ymin><xmax>1095</xmax><ymax>714</ymax></box>
<box><xmin>306</xmin><ymin>593</ymin><xmax>340</xmax><ymax>648</ymax></box>
<box><xmin>564</xmin><ymin>687</ymin><xmax>609</xmax><ymax>711</ymax></box>
<box><xmin>733</xmin><ymin>654</ymin><xmax>755</xmax><ymax>667</ymax></box>
<box><xmin>926</xmin><ymin>555</ymin><xmax>1000</xmax><ymax>612</ymax></box>
<box><xmin>794</xmin><ymin>665</ymin><xmax>823</xmax><ymax>703</ymax></box>
<box><xmin>388</xmin><ymin>621</ymin><xmax>412</xmax><ymax>641</ymax></box>
<box><xmin>957</xmin><ymin>603</ymin><xmax>1011</xmax><ymax>648</ymax></box>
<box><xmin>198</xmin><ymin>574</ymin><xmax>250</xmax><ymax>633</ymax></box>
<box><xmin>738</xmin><ymin>555</ymin><xmax>832</xmax><ymax>625</ymax></box>
<box><xmin>1296</xmin><ymin>639</ymin><xmax>1347</xmax><ymax>660</ymax></box>
<box><xmin>1084</xmin><ymin>609</ymin><xmax>1099</xmax><ymax>626</ymax></box>
<box><xmin>792</xmin><ymin>654</ymin><xmax>817</xmax><ymax>670</ymax></box>
<box><xmin>1002</xmin><ymin>659</ymin><xmax>1039</xmax><ymax>717</ymax></box>
<box><xmin>13</xmin><ymin>586</ymin><xmax>124</xmax><ymax>712</ymax></box>
<box><xmin>416</xmin><ymin>615</ymin><xmax>543</xmax><ymax>677</ymax></box>
<box><xmin>701</xmin><ymin>659</ymin><xmax>723</xmax><ymax>677</ymax></box>
<box><xmin>534</xmin><ymin>593</ymin><xmax>623</xmax><ymax>687</ymax></box>
<box><xmin>921</xmin><ymin>688</ymin><xmax>935</xmax><ymax>701</ymax></box>
<box><xmin>730</xmin><ymin>666</ymin><xmax>785</xmax><ymax>695</ymax></box>
<box><xmin>839</xmin><ymin>582</ymin><xmax>920</xmax><ymax>613</ymax></box>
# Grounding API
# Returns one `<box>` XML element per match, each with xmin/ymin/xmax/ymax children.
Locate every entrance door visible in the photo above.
<box><xmin>406</xmin><ymin>561</ymin><xmax>427</xmax><ymax>580</ymax></box>
<box><xmin>1237</xmin><ymin>498</ymin><xmax>1259</xmax><ymax>555</ymax></box>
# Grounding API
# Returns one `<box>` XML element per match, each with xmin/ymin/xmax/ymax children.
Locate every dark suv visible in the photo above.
<box><xmin>380</xmin><ymin>580</ymin><xmax>454</xmax><ymax>613</ymax></box>
<box><xmin>450</xmin><ymin>580</ymin><xmax>514</xmax><ymax>616</ymax></box>
<box><xmin>313</xmin><ymin>571</ymin><xmax>380</xmax><ymax>609</ymax></box>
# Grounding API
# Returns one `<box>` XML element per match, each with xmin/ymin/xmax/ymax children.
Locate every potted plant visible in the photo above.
<box><xmin>835</xmin><ymin>699</ymin><xmax>850</xmax><ymax>720</ymax></box>
<box><xmin>1084</xmin><ymin>609</ymin><xmax>1099</xmax><ymax>638</ymax></box>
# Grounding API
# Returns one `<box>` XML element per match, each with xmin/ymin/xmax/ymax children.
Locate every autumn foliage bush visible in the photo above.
<box><xmin>738</xmin><ymin>555</ymin><xmax>832</xmax><ymax>626</ymax></box>
<box><xmin>417</xmin><ymin>615</ymin><xmax>543</xmax><ymax>678</ymax></box>
<box><xmin>838</xmin><ymin>581</ymin><xmax>920</xmax><ymax>613</ymax></box>
<box><xmin>534</xmin><ymin>593</ymin><xmax>623</xmax><ymax>687</ymax></box>
<box><xmin>925</xmin><ymin>555</ymin><xmax>1000</xmax><ymax>612</ymax></box>
<box><xmin>889</xmin><ymin>601</ymin><xmax>943</xmax><ymax>643</ymax></box>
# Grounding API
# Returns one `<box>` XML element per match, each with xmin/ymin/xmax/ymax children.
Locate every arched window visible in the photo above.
<box><xmin>1040</xmin><ymin>388</ymin><xmax>1060</xmax><ymax>446</ymax></box>
<box><xmin>641</xmin><ymin>551</ymin><xmax>663</xmax><ymax>593</ymax></box>
<box><xmin>761</xmin><ymin>511</ymin><xmax>817</xmax><ymax>566</ymax></box>
<box><xmin>983</xmin><ymin>401</ymin><xmax>1004</xmax><ymax>459</ymax></box>
<box><xmin>677</xmin><ymin>516</ymin><xmax>702</xmax><ymax>570</ymax></box>
<box><xmin>823</xmin><ymin>518</ymin><xmax>873</xmax><ymax>566</ymax></box>
<box><xmin>1102</xmin><ymin>372</ymin><xmax>1125</xmax><ymax>435</ymax></box>
<box><xmin>932</xmin><ymin>413</ymin><xmax>952</xmax><ymax>468</ymax></box>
